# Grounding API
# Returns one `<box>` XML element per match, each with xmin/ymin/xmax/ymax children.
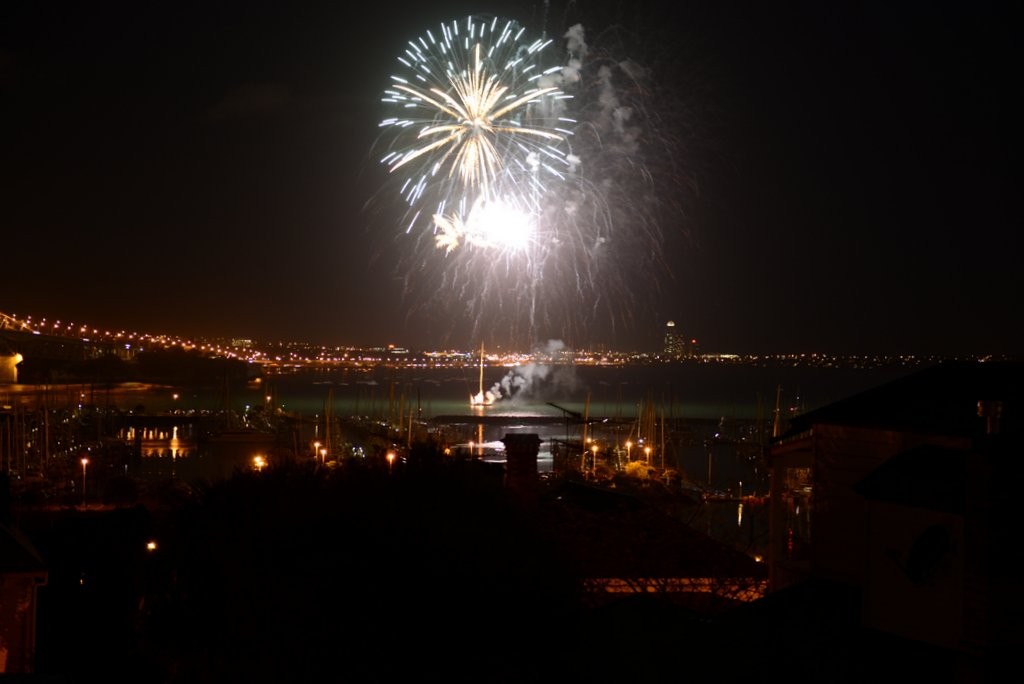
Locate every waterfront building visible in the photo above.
<box><xmin>764</xmin><ymin>360</ymin><xmax>1022</xmax><ymax>677</ymax></box>
<box><xmin>663</xmin><ymin>320</ymin><xmax>698</xmax><ymax>359</ymax></box>
<box><xmin>664</xmin><ymin>320</ymin><xmax>683</xmax><ymax>358</ymax></box>
<box><xmin>0</xmin><ymin>349</ymin><xmax>20</xmax><ymax>384</ymax></box>
<box><xmin>0</xmin><ymin>490</ymin><xmax>48</xmax><ymax>674</ymax></box>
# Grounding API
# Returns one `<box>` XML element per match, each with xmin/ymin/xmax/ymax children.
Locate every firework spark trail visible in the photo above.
<box><xmin>370</xmin><ymin>13</ymin><xmax>692</xmax><ymax>349</ymax></box>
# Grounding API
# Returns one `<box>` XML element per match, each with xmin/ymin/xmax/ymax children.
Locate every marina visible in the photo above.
<box><xmin>0</xmin><ymin>361</ymin><xmax>915</xmax><ymax>485</ymax></box>
<box><xmin>0</xmin><ymin>361</ymin><xmax>916</xmax><ymax>563</ymax></box>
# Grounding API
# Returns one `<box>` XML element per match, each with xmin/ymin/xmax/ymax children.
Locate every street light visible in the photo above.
<box><xmin>253</xmin><ymin>455</ymin><xmax>267</xmax><ymax>472</ymax></box>
<box><xmin>80</xmin><ymin>457</ymin><xmax>89</xmax><ymax>506</ymax></box>
<box><xmin>625</xmin><ymin>440</ymin><xmax>632</xmax><ymax>462</ymax></box>
<box><xmin>644</xmin><ymin>446</ymin><xmax>651</xmax><ymax>466</ymax></box>
<box><xmin>591</xmin><ymin>444</ymin><xmax>599</xmax><ymax>476</ymax></box>
<box><xmin>386</xmin><ymin>451</ymin><xmax>396</xmax><ymax>474</ymax></box>
<box><xmin>319</xmin><ymin>447</ymin><xmax>327</xmax><ymax>465</ymax></box>
<box><xmin>312</xmin><ymin>440</ymin><xmax>321</xmax><ymax>461</ymax></box>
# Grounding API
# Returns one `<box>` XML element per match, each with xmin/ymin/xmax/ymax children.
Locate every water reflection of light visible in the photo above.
<box><xmin>130</xmin><ymin>423</ymin><xmax>195</xmax><ymax>459</ymax></box>
<box><xmin>170</xmin><ymin>426</ymin><xmax>181</xmax><ymax>459</ymax></box>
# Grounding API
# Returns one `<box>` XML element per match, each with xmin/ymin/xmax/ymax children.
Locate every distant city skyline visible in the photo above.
<box><xmin>3</xmin><ymin>309</ymin><xmax>1011</xmax><ymax>367</ymax></box>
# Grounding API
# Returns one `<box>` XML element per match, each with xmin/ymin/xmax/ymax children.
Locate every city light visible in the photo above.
<box><xmin>80</xmin><ymin>457</ymin><xmax>88</xmax><ymax>505</ymax></box>
<box><xmin>0</xmin><ymin>310</ymin><xmax>975</xmax><ymax>372</ymax></box>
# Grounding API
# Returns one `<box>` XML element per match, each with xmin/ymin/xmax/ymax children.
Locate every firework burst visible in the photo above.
<box><xmin>369</xmin><ymin>12</ymin><xmax>695</xmax><ymax>349</ymax></box>
<box><xmin>378</xmin><ymin>15</ymin><xmax>574</xmax><ymax>240</ymax></box>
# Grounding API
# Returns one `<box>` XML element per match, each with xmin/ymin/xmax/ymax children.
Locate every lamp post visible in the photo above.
<box><xmin>319</xmin><ymin>448</ymin><xmax>327</xmax><ymax>466</ymax></box>
<box><xmin>312</xmin><ymin>440</ymin><xmax>321</xmax><ymax>462</ymax></box>
<box><xmin>80</xmin><ymin>457</ymin><xmax>89</xmax><ymax>506</ymax></box>
<box><xmin>591</xmin><ymin>444</ymin><xmax>599</xmax><ymax>477</ymax></box>
<box><xmin>386</xmin><ymin>450</ymin><xmax>396</xmax><ymax>474</ymax></box>
<box><xmin>644</xmin><ymin>446</ymin><xmax>651</xmax><ymax>467</ymax></box>
<box><xmin>625</xmin><ymin>440</ymin><xmax>632</xmax><ymax>462</ymax></box>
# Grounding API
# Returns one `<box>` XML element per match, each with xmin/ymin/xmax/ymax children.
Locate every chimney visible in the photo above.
<box><xmin>976</xmin><ymin>400</ymin><xmax>1003</xmax><ymax>435</ymax></box>
<box><xmin>501</xmin><ymin>433</ymin><xmax>540</xmax><ymax>505</ymax></box>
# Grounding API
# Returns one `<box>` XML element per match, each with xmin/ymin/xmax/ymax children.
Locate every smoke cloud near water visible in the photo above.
<box><xmin>476</xmin><ymin>340</ymin><xmax>581</xmax><ymax>405</ymax></box>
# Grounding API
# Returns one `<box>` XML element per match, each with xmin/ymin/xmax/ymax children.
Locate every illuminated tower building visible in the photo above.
<box><xmin>663</xmin><ymin>321</ymin><xmax>699</xmax><ymax>359</ymax></box>
<box><xmin>663</xmin><ymin>321</ymin><xmax>684</xmax><ymax>359</ymax></box>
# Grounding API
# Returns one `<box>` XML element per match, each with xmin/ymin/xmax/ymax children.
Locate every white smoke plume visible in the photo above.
<box><xmin>481</xmin><ymin>340</ymin><xmax>580</xmax><ymax>404</ymax></box>
<box><xmin>561</xmin><ymin>23</ymin><xmax>587</xmax><ymax>84</ymax></box>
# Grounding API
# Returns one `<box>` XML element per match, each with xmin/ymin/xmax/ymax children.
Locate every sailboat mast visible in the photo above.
<box><xmin>772</xmin><ymin>384</ymin><xmax>783</xmax><ymax>438</ymax></box>
<box><xmin>479</xmin><ymin>342</ymin><xmax>485</xmax><ymax>395</ymax></box>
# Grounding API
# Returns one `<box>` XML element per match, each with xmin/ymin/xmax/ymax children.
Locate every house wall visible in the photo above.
<box><xmin>768</xmin><ymin>424</ymin><xmax>969</xmax><ymax>591</ymax></box>
<box><xmin>0</xmin><ymin>573</ymin><xmax>43</xmax><ymax>674</ymax></box>
<box><xmin>861</xmin><ymin>500</ymin><xmax>965</xmax><ymax>648</ymax></box>
<box><xmin>808</xmin><ymin>424</ymin><xmax>967</xmax><ymax>587</ymax></box>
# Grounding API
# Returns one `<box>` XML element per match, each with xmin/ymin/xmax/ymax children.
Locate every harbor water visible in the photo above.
<box><xmin>1</xmin><ymin>359</ymin><xmax>916</xmax><ymax>490</ymax></box>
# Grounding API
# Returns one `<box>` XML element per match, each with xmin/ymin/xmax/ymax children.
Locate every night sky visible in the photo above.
<box><xmin>2</xmin><ymin>1</ymin><xmax>1019</xmax><ymax>355</ymax></box>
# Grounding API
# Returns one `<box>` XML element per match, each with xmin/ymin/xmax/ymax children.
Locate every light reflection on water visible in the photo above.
<box><xmin>20</xmin><ymin>363</ymin><xmax>908</xmax><ymax>423</ymax></box>
<box><xmin>259</xmin><ymin>363</ymin><xmax>914</xmax><ymax>422</ymax></box>
<box><xmin>4</xmin><ymin>363</ymin><xmax>913</xmax><ymax>492</ymax></box>
<box><xmin>261</xmin><ymin>363</ymin><xmax>909</xmax><ymax>490</ymax></box>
